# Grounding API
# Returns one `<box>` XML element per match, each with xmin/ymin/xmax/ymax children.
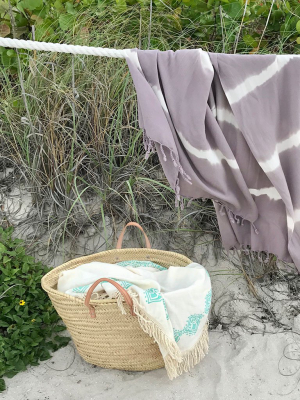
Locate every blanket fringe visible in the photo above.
<box><xmin>214</xmin><ymin>200</ymin><xmax>259</xmax><ymax>235</ymax></box>
<box><xmin>142</xmin><ymin>129</ymin><xmax>259</xmax><ymax>233</ymax></box>
<box><xmin>115</xmin><ymin>291</ymin><xmax>127</xmax><ymax>315</ymax></box>
<box><xmin>240</xmin><ymin>246</ymin><xmax>271</xmax><ymax>264</ymax></box>
<box><xmin>142</xmin><ymin>130</ymin><xmax>192</xmax><ymax>210</ymax></box>
<box><xmin>143</xmin><ymin>131</ymin><xmax>155</xmax><ymax>160</ymax></box>
<box><xmin>127</xmin><ymin>289</ymin><xmax>183</xmax><ymax>362</ymax></box>
<box><xmin>164</xmin><ymin>322</ymin><xmax>209</xmax><ymax>380</ymax></box>
<box><xmin>116</xmin><ymin>289</ymin><xmax>209</xmax><ymax>379</ymax></box>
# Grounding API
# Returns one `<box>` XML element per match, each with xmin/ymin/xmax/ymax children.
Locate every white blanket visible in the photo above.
<box><xmin>57</xmin><ymin>260</ymin><xmax>211</xmax><ymax>379</ymax></box>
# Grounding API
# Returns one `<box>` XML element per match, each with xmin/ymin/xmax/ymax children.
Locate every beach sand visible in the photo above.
<box><xmin>2</xmin><ymin>185</ymin><xmax>300</xmax><ymax>400</ymax></box>
<box><xmin>3</xmin><ymin>329</ymin><xmax>300</xmax><ymax>400</ymax></box>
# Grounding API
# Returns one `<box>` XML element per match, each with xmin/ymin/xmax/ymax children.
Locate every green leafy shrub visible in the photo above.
<box><xmin>0</xmin><ymin>226</ymin><xmax>70</xmax><ymax>392</ymax></box>
<box><xmin>0</xmin><ymin>0</ymin><xmax>300</xmax><ymax>70</ymax></box>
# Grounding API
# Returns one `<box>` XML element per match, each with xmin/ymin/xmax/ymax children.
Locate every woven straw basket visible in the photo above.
<box><xmin>42</xmin><ymin>222</ymin><xmax>192</xmax><ymax>372</ymax></box>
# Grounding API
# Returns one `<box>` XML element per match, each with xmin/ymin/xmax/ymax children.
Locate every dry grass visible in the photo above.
<box><xmin>0</xmin><ymin>3</ymin><xmax>298</xmax><ymax>281</ymax></box>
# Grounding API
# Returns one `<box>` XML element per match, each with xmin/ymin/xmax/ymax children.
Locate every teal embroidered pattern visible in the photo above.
<box><xmin>109</xmin><ymin>278</ymin><xmax>133</xmax><ymax>290</ymax></box>
<box><xmin>173</xmin><ymin>329</ymin><xmax>182</xmax><ymax>343</ymax></box>
<box><xmin>115</xmin><ymin>280</ymin><xmax>132</xmax><ymax>289</ymax></box>
<box><xmin>162</xmin><ymin>298</ymin><xmax>169</xmax><ymax>320</ymax></box>
<box><xmin>144</xmin><ymin>288</ymin><xmax>169</xmax><ymax>320</ymax></box>
<box><xmin>117</xmin><ymin>260</ymin><xmax>167</xmax><ymax>271</ymax></box>
<box><xmin>72</xmin><ymin>285</ymin><xmax>90</xmax><ymax>293</ymax></box>
<box><xmin>204</xmin><ymin>289</ymin><xmax>212</xmax><ymax>314</ymax></box>
<box><xmin>173</xmin><ymin>314</ymin><xmax>204</xmax><ymax>343</ymax></box>
<box><xmin>144</xmin><ymin>288</ymin><xmax>162</xmax><ymax>303</ymax></box>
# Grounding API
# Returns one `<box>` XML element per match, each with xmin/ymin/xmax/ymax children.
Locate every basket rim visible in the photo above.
<box><xmin>41</xmin><ymin>248</ymin><xmax>192</xmax><ymax>305</ymax></box>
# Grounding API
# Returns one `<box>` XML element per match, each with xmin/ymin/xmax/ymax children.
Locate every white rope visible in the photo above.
<box><xmin>0</xmin><ymin>37</ymin><xmax>130</xmax><ymax>58</ymax></box>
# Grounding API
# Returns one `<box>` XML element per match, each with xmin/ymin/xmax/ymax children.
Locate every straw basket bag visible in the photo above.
<box><xmin>42</xmin><ymin>222</ymin><xmax>192</xmax><ymax>372</ymax></box>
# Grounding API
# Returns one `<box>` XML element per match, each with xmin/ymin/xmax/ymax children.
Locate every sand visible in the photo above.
<box><xmin>1</xmin><ymin>183</ymin><xmax>300</xmax><ymax>400</ymax></box>
<box><xmin>3</xmin><ymin>330</ymin><xmax>300</xmax><ymax>400</ymax></box>
<box><xmin>3</xmin><ymin>244</ymin><xmax>300</xmax><ymax>400</ymax></box>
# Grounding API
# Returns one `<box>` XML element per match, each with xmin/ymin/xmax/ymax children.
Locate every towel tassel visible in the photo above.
<box><xmin>143</xmin><ymin>131</ymin><xmax>155</xmax><ymax>160</ymax></box>
<box><xmin>187</xmin><ymin>198</ymin><xmax>195</xmax><ymax>207</ymax></box>
<box><xmin>175</xmin><ymin>178</ymin><xmax>181</xmax><ymax>208</ymax></box>
<box><xmin>264</xmin><ymin>251</ymin><xmax>270</xmax><ymax>263</ymax></box>
<box><xmin>170</xmin><ymin>150</ymin><xmax>178</xmax><ymax>167</ymax></box>
<box><xmin>218</xmin><ymin>203</ymin><xmax>226</xmax><ymax>216</ymax></box>
<box><xmin>235</xmin><ymin>214</ymin><xmax>241</xmax><ymax>225</ymax></box>
<box><xmin>258</xmin><ymin>251</ymin><xmax>263</xmax><ymax>262</ymax></box>
<box><xmin>252</xmin><ymin>223</ymin><xmax>259</xmax><ymax>235</ymax></box>
<box><xmin>228</xmin><ymin>210</ymin><xmax>235</xmax><ymax>224</ymax></box>
<box><xmin>160</xmin><ymin>143</ymin><xmax>167</xmax><ymax>162</ymax></box>
<box><xmin>242</xmin><ymin>245</ymin><xmax>250</xmax><ymax>255</ymax></box>
<box><xmin>180</xmin><ymin>197</ymin><xmax>184</xmax><ymax>211</ymax></box>
<box><xmin>178</xmin><ymin>164</ymin><xmax>192</xmax><ymax>184</ymax></box>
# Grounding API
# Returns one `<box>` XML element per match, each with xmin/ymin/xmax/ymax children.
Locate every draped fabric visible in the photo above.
<box><xmin>126</xmin><ymin>49</ymin><xmax>300</xmax><ymax>271</ymax></box>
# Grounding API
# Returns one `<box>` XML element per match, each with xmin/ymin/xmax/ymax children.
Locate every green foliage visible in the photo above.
<box><xmin>0</xmin><ymin>227</ymin><xmax>70</xmax><ymax>393</ymax></box>
<box><xmin>0</xmin><ymin>0</ymin><xmax>299</xmax><ymax>66</ymax></box>
<box><xmin>0</xmin><ymin>6</ymin><xmax>198</xmax><ymax>253</ymax></box>
<box><xmin>0</xmin><ymin>0</ymin><xmax>296</xmax><ymax>393</ymax></box>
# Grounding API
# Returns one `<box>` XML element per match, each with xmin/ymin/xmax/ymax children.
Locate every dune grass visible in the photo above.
<box><xmin>0</xmin><ymin>3</ymin><xmax>298</xmax><ymax>279</ymax></box>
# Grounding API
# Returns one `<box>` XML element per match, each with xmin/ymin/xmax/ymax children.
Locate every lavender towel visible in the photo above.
<box><xmin>126</xmin><ymin>49</ymin><xmax>300</xmax><ymax>271</ymax></box>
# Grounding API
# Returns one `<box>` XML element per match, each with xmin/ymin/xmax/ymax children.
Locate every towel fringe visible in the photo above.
<box><xmin>143</xmin><ymin>130</ymin><xmax>192</xmax><ymax>209</ymax></box>
<box><xmin>228</xmin><ymin>210</ymin><xmax>235</xmax><ymax>224</ymax></box>
<box><xmin>251</xmin><ymin>223</ymin><xmax>259</xmax><ymax>235</ymax></box>
<box><xmin>239</xmin><ymin>246</ymin><xmax>274</xmax><ymax>264</ymax></box>
<box><xmin>125</xmin><ymin>289</ymin><xmax>209</xmax><ymax>379</ymax></box>
<box><xmin>114</xmin><ymin>291</ymin><xmax>127</xmax><ymax>315</ymax></box>
<box><xmin>170</xmin><ymin>150</ymin><xmax>178</xmax><ymax>167</ymax></box>
<box><xmin>116</xmin><ymin>289</ymin><xmax>209</xmax><ymax>379</ymax></box>
<box><xmin>187</xmin><ymin>197</ymin><xmax>195</xmax><ymax>207</ymax></box>
<box><xmin>264</xmin><ymin>251</ymin><xmax>270</xmax><ymax>263</ymax></box>
<box><xmin>178</xmin><ymin>164</ymin><xmax>192</xmax><ymax>184</ymax></box>
<box><xmin>174</xmin><ymin>179</ymin><xmax>186</xmax><ymax>210</ymax></box>
<box><xmin>160</xmin><ymin>143</ymin><xmax>167</xmax><ymax>162</ymax></box>
<box><xmin>164</xmin><ymin>323</ymin><xmax>209</xmax><ymax>380</ymax></box>
<box><xmin>175</xmin><ymin>178</ymin><xmax>181</xmax><ymax>208</ymax></box>
<box><xmin>126</xmin><ymin>289</ymin><xmax>183</xmax><ymax>363</ymax></box>
<box><xmin>219</xmin><ymin>204</ymin><xmax>226</xmax><ymax>216</ymax></box>
<box><xmin>180</xmin><ymin>198</ymin><xmax>185</xmax><ymax>211</ymax></box>
<box><xmin>214</xmin><ymin>200</ymin><xmax>260</xmax><ymax>235</ymax></box>
<box><xmin>241</xmin><ymin>244</ymin><xmax>250</xmax><ymax>255</ymax></box>
<box><xmin>143</xmin><ymin>131</ymin><xmax>155</xmax><ymax>160</ymax></box>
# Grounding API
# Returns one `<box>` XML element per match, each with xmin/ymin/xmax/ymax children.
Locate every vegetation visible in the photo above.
<box><xmin>0</xmin><ymin>227</ymin><xmax>70</xmax><ymax>392</ymax></box>
<box><xmin>0</xmin><ymin>1</ymin><xmax>300</xmax><ymax>71</ymax></box>
<box><xmin>0</xmin><ymin>7</ymin><xmax>220</xmax><ymax>390</ymax></box>
<box><xmin>0</xmin><ymin>4</ymin><xmax>222</xmax><ymax>260</ymax></box>
<box><xmin>0</xmin><ymin>0</ymin><xmax>298</xmax><ymax>269</ymax></box>
<box><xmin>0</xmin><ymin>0</ymin><xmax>300</xmax><ymax>393</ymax></box>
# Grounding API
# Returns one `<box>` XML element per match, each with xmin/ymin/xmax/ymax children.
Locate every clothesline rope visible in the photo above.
<box><xmin>1</xmin><ymin>37</ymin><xmax>299</xmax><ymax>59</ymax></box>
<box><xmin>0</xmin><ymin>37</ymin><xmax>129</xmax><ymax>58</ymax></box>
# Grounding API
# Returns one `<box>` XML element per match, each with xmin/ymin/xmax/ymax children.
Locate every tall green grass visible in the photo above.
<box><xmin>0</xmin><ymin>3</ymin><xmax>297</xmax><ymax>278</ymax></box>
<box><xmin>0</xmin><ymin>5</ymin><xmax>221</xmax><ymax>260</ymax></box>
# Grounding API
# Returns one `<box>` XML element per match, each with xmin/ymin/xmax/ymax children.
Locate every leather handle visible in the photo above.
<box><xmin>116</xmin><ymin>222</ymin><xmax>151</xmax><ymax>249</ymax></box>
<box><xmin>84</xmin><ymin>278</ymin><xmax>135</xmax><ymax>318</ymax></box>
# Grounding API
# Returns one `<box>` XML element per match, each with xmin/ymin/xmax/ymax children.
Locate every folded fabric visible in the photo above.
<box><xmin>126</xmin><ymin>49</ymin><xmax>300</xmax><ymax>271</ymax></box>
<box><xmin>57</xmin><ymin>260</ymin><xmax>211</xmax><ymax>379</ymax></box>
